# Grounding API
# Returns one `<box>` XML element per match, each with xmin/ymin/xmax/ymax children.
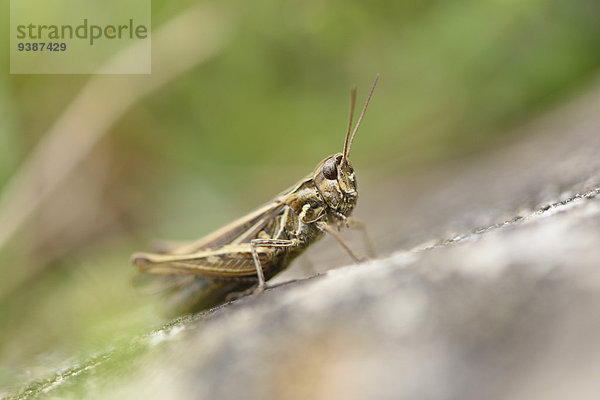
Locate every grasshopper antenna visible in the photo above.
<box><xmin>343</xmin><ymin>73</ymin><xmax>379</xmax><ymax>162</ymax></box>
<box><xmin>342</xmin><ymin>87</ymin><xmax>357</xmax><ymax>164</ymax></box>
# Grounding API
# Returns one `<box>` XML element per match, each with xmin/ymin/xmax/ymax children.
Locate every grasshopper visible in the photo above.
<box><xmin>132</xmin><ymin>74</ymin><xmax>379</xmax><ymax>313</ymax></box>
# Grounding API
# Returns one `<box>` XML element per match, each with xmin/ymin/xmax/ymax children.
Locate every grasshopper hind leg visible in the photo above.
<box><xmin>250</xmin><ymin>238</ymin><xmax>299</xmax><ymax>293</ymax></box>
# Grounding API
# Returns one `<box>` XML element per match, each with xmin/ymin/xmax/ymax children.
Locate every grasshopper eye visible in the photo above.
<box><xmin>323</xmin><ymin>158</ymin><xmax>338</xmax><ymax>180</ymax></box>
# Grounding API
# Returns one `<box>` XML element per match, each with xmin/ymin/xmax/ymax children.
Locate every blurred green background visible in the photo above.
<box><xmin>1</xmin><ymin>0</ymin><xmax>600</xmax><ymax>394</ymax></box>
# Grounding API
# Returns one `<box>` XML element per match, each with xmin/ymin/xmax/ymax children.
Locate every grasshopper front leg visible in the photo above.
<box><xmin>346</xmin><ymin>217</ymin><xmax>375</xmax><ymax>258</ymax></box>
<box><xmin>316</xmin><ymin>221</ymin><xmax>362</xmax><ymax>262</ymax></box>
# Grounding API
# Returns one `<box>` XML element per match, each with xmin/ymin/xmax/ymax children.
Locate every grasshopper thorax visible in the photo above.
<box><xmin>313</xmin><ymin>153</ymin><xmax>357</xmax><ymax>219</ymax></box>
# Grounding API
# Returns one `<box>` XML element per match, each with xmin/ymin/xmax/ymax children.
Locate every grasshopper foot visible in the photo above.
<box><xmin>225</xmin><ymin>284</ymin><xmax>267</xmax><ymax>301</ymax></box>
<box><xmin>252</xmin><ymin>285</ymin><xmax>265</xmax><ymax>295</ymax></box>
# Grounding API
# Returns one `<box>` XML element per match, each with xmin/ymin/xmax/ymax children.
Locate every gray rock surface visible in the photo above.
<box><xmin>123</xmin><ymin>191</ymin><xmax>600</xmax><ymax>400</ymax></box>
<box><xmin>9</xmin><ymin>82</ymin><xmax>600</xmax><ymax>400</ymax></box>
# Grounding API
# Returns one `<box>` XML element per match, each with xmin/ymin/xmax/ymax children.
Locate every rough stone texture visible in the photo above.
<box><xmin>10</xmin><ymin>81</ymin><xmax>600</xmax><ymax>400</ymax></box>
<box><xmin>122</xmin><ymin>195</ymin><xmax>600</xmax><ymax>400</ymax></box>
<box><xmin>115</xmin><ymin>83</ymin><xmax>600</xmax><ymax>399</ymax></box>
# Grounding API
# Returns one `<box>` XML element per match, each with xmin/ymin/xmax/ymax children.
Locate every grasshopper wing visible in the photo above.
<box><xmin>132</xmin><ymin>243</ymin><xmax>276</xmax><ymax>278</ymax></box>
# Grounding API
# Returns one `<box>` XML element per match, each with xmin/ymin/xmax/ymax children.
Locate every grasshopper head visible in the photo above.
<box><xmin>313</xmin><ymin>153</ymin><xmax>357</xmax><ymax>218</ymax></box>
<box><xmin>313</xmin><ymin>74</ymin><xmax>378</xmax><ymax>221</ymax></box>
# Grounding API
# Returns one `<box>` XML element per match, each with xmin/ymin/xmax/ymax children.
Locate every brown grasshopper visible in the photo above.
<box><xmin>132</xmin><ymin>74</ymin><xmax>378</xmax><ymax>313</ymax></box>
